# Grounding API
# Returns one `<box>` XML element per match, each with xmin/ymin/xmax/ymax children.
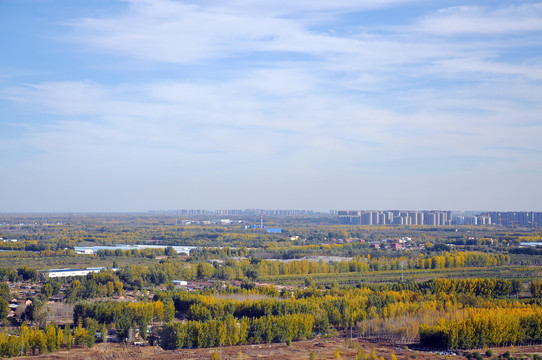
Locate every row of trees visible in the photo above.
<box><xmin>96</xmin><ymin>247</ymin><xmax>177</xmax><ymax>258</ymax></box>
<box><xmin>161</xmin><ymin>313</ymin><xmax>314</xmax><ymax>349</ymax></box>
<box><xmin>420</xmin><ymin>305</ymin><xmax>542</xmax><ymax>349</ymax></box>
<box><xmin>391</xmin><ymin>278</ymin><xmax>521</xmax><ymax>297</ymax></box>
<box><xmin>0</xmin><ymin>239</ymin><xmax>73</xmax><ymax>253</ymax></box>
<box><xmin>61</xmin><ymin>277</ymin><xmax>124</xmax><ymax>301</ymax></box>
<box><xmin>189</xmin><ymin>247</ymin><xmax>249</xmax><ymax>260</ymax></box>
<box><xmin>0</xmin><ymin>322</ymin><xmax>101</xmax><ymax>358</ymax></box>
<box><xmin>73</xmin><ymin>300</ymin><xmax>174</xmax><ymax>340</ymax></box>
<box><xmin>165</xmin><ymin>291</ymin><xmax>321</xmax><ymax>323</ymax></box>
<box><xmin>0</xmin><ymin>266</ymin><xmax>38</xmax><ymax>282</ymax></box>
<box><xmin>255</xmin><ymin>252</ymin><xmax>509</xmax><ymax>278</ymax></box>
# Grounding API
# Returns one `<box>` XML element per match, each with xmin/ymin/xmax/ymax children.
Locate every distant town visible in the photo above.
<box><xmin>147</xmin><ymin>209</ymin><xmax>542</xmax><ymax>227</ymax></box>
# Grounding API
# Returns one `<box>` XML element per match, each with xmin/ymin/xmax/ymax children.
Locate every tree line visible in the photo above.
<box><xmin>96</xmin><ymin>247</ymin><xmax>177</xmax><ymax>258</ymax></box>
<box><xmin>0</xmin><ymin>321</ymin><xmax>101</xmax><ymax>358</ymax></box>
<box><xmin>73</xmin><ymin>300</ymin><xmax>174</xmax><ymax>340</ymax></box>
<box><xmin>161</xmin><ymin>313</ymin><xmax>314</xmax><ymax>349</ymax></box>
<box><xmin>420</xmin><ymin>305</ymin><xmax>542</xmax><ymax>349</ymax></box>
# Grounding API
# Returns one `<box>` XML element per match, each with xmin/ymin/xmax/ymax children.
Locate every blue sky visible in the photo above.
<box><xmin>1</xmin><ymin>0</ymin><xmax>542</xmax><ymax>212</ymax></box>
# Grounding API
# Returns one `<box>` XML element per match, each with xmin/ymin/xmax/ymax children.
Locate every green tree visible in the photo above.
<box><xmin>0</xmin><ymin>282</ymin><xmax>10</xmax><ymax>302</ymax></box>
<box><xmin>74</xmin><ymin>323</ymin><xmax>89</xmax><ymax>347</ymax></box>
<box><xmin>305</xmin><ymin>277</ymin><xmax>315</xmax><ymax>288</ymax></box>
<box><xmin>19</xmin><ymin>322</ymin><xmax>31</xmax><ymax>355</ymax></box>
<box><xmin>355</xmin><ymin>348</ymin><xmax>365</xmax><ymax>360</ymax></box>
<box><xmin>41</xmin><ymin>283</ymin><xmax>53</xmax><ymax>299</ymax></box>
<box><xmin>197</xmin><ymin>262</ymin><xmax>215</xmax><ymax>280</ymax></box>
<box><xmin>56</xmin><ymin>325</ymin><xmax>64</xmax><ymax>349</ymax></box>
<box><xmin>165</xmin><ymin>246</ymin><xmax>176</xmax><ymax>257</ymax></box>
<box><xmin>116</xmin><ymin>315</ymin><xmax>131</xmax><ymax>341</ymax></box>
<box><xmin>164</xmin><ymin>301</ymin><xmax>175</xmax><ymax>322</ymax></box>
<box><xmin>0</xmin><ymin>298</ymin><xmax>9</xmax><ymax>321</ymax></box>
<box><xmin>25</xmin><ymin>299</ymin><xmax>47</xmax><ymax>327</ymax></box>
<box><xmin>107</xmin><ymin>281</ymin><xmax>115</xmax><ymax>297</ymax></box>
<box><xmin>45</xmin><ymin>324</ymin><xmax>57</xmax><ymax>352</ymax></box>
<box><xmin>115</xmin><ymin>281</ymin><xmax>124</xmax><ymax>295</ymax></box>
<box><xmin>38</xmin><ymin>331</ymin><xmax>47</xmax><ymax>354</ymax></box>
<box><xmin>66</xmin><ymin>332</ymin><xmax>73</xmax><ymax>350</ymax></box>
<box><xmin>530</xmin><ymin>280</ymin><xmax>542</xmax><ymax>298</ymax></box>
<box><xmin>101</xmin><ymin>323</ymin><xmax>108</xmax><ymax>343</ymax></box>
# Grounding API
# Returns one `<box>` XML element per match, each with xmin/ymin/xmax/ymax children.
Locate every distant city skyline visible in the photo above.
<box><xmin>1</xmin><ymin>1</ymin><xmax>541</xmax><ymax>212</ymax></box>
<box><xmin>1</xmin><ymin>208</ymin><xmax>541</xmax><ymax>214</ymax></box>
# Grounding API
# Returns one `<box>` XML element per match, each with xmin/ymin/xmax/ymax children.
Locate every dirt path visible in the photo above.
<box><xmin>17</xmin><ymin>337</ymin><xmax>542</xmax><ymax>360</ymax></box>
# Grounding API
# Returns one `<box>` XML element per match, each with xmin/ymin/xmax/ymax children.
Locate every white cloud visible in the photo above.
<box><xmin>67</xmin><ymin>0</ymin><xmax>437</xmax><ymax>65</ymax></box>
<box><xmin>417</xmin><ymin>3</ymin><xmax>542</xmax><ymax>35</ymax></box>
<box><xmin>68</xmin><ymin>1</ymin><xmax>318</xmax><ymax>64</ymax></box>
<box><xmin>429</xmin><ymin>58</ymin><xmax>542</xmax><ymax>81</ymax></box>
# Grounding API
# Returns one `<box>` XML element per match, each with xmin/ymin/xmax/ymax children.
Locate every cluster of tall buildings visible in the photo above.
<box><xmin>148</xmin><ymin>209</ymin><xmax>542</xmax><ymax>228</ymax></box>
<box><xmin>480</xmin><ymin>212</ymin><xmax>542</xmax><ymax>227</ymax></box>
<box><xmin>338</xmin><ymin>210</ymin><xmax>452</xmax><ymax>226</ymax></box>
<box><xmin>338</xmin><ymin>210</ymin><xmax>542</xmax><ymax>227</ymax></box>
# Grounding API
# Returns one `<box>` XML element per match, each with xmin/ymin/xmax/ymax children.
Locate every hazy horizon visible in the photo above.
<box><xmin>1</xmin><ymin>1</ymin><xmax>541</xmax><ymax>212</ymax></box>
<box><xmin>0</xmin><ymin>208</ymin><xmax>540</xmax><ymax>216</ymax></box>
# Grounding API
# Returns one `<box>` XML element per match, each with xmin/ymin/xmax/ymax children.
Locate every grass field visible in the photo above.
<box><xmin>261</xmin><ymin>265</ymin><xmax>542</xmax><ymax>286</ymax></box>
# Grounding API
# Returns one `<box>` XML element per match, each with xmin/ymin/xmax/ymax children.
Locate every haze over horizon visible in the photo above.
<box><xmin>1</xmin><ymin>1</ymin><xmax>541</xmax><ymax>212</ymax></box>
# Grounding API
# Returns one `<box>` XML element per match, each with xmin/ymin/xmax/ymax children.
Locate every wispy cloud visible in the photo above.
<box><xmin>416</xmin><ymin>3</ymin><xmax>542</xmax><ymax>35</ymax></box>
